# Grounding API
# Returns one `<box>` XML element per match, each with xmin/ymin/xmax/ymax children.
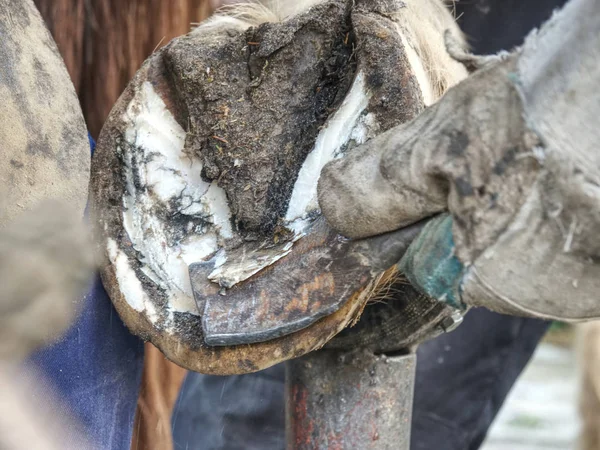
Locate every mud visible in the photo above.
<box><xmin>164</xmin><ymin>0</ymin><xmax>356</xmax><ymax>234</ymax></box>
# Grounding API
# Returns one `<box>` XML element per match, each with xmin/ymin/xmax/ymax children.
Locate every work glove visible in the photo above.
<box><xmin>318</xmin><ymin>0</ymin><xmax>600</xmax><ymax>321</ymax></box>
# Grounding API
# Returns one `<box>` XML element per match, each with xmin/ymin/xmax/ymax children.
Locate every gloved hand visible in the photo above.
<box><xmin>318</xmin><ymin>0</ymin><xmax>600</xmax><ymax>321</ymax></box>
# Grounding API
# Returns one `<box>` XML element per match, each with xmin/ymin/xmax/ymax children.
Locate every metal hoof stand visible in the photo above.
<box><xmin>286</xmin><ymin>349</ymin><xmax>416</xmax><ymax>450</ymax></box>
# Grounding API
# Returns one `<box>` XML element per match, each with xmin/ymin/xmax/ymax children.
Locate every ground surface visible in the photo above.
<box><xmin>481</xmin><ymin>334</ymin><xmax>580</xmax><ymax>450</ymax></box>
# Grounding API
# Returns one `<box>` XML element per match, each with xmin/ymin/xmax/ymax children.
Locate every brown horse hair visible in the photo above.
<box><xmin>34</xmin><ymin>0</ymin><xmax>214</xmax><ymax>138</ymax></box>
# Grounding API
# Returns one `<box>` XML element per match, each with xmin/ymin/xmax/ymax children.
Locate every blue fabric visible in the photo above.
<box><xmin>399</xmin><ymin>214</ymin><xmax>466</xmax><ymax>309</ymax></box>
<box><xmin>172</xmin><ymin>365</ymin><xmax>286</xmax><ymax>450</ymax></box>
<box><xmin>26</xmin><ymin>135</ymin><xmax>145</xmax><ymax>450</ymax></box>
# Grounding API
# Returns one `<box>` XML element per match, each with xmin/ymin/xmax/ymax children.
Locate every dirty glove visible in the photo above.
<box><xmin>318</xmin><ymin>0</ymin><xmax>600</xmax><ymax>321</ymax></box>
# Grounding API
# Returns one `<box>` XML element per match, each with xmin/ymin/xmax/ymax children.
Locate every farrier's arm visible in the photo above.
<box><xmin>318</xmin><ymin>0</ymin><xmax>600</xmax><ymax>321</ymax></box>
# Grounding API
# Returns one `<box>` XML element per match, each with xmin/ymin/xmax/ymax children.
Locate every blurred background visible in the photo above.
<box><xmin>482</xmin><ymin>323</ymin><xmax>585</xmax><ymax>450</ymax></box>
